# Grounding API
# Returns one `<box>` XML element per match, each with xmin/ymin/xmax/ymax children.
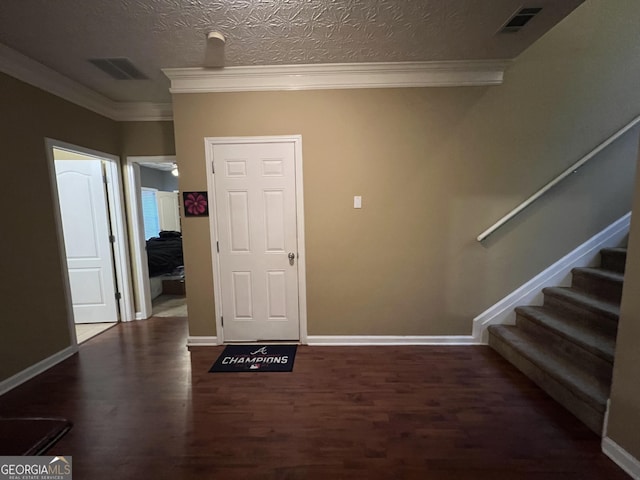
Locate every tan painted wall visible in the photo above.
<box><xmin>121</xmin><ymin>121</ymin><xmax>175</xmax><ymax>157</ymax></box>
<box><xmin>0</xmin><ymin>72</ymin><xmax>120</xmax><ymax>381</ymax></box>
<box><xmin>607</xmin><ymin>140</ymin><xmax>640</xmax><ymax>459</ymax></box>
<box><xmin>173</xmin><ymin>0</ymin><xmax>640</xmax><ymax>338</ymax></box>
<box><xmin>120</xmin><ymin>121</ymin><xmax>176</xmax><ymax>313</ymax></box>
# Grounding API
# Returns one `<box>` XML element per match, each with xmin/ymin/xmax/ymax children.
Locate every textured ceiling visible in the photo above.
<box><xmin>0</xmin><ymin>0</ymin><xmax>583</xmax><ymax>103</ymax></box>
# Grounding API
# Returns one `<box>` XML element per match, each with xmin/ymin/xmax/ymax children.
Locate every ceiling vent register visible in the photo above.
<box><xmin>500</xmin><ymin>7</ymin><xmax>543</xmax><ymax>33</ymax></box>
<box><xmin>89</xmin><ymin>57</ymin><xmax>148</xmax><ymax>80</ymax></box>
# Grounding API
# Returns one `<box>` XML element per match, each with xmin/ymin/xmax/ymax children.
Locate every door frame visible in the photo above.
<box><xmin>204</xmin><ymin>135</ymin><xmax>308</xmax><ymax>345</ymax></box>
<box><xmin>45</xmin><ymin>138</ymin><xmax>135</xmax><ymax>344</ymax></box>
<box><xmin>125</xmin><ymin>155</ymin><xmax>178</xmax><ymax>320</ymax></box>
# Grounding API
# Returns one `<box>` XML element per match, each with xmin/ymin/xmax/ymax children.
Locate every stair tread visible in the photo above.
<box><xmin>515</xmin><ymin>305</ymin><xmax>615</xmax><ymax>363</ymax></box>
<box><xmin>488</xmin><ymin>325</ymin><xmax>609</xmax><ymax>411</ymax></box>
<box><xmin>542</xmin><ymin>286</ymin><xmax>620</xmax><ymax>319</ymax></box>
<box><xmin>572</xmin><ymin>266</ymin><xmax>624</xmax><ymax>282</ymax></box>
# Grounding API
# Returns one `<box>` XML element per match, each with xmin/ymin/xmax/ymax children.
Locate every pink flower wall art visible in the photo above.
<box><xmin>183</xmin><ymin>191</ymin><xmax>209</xmax><ymax>217</ymax></box>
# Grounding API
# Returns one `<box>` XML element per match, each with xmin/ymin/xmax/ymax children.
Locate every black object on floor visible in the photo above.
<box><xmin>210</xmin><ymin>344</ymin><xmax>297</xmax><ymax>372</ymax></box>
<box><xmin>0</xmin><ymin>417</ymin><xmax>72</xmax><ymax>455</ymax></box>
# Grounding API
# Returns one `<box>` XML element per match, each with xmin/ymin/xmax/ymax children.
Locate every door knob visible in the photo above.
<box><xmin>288</xmin><ymin>252</ymin><xmax>295</xmax><ymax>265</ymax></box>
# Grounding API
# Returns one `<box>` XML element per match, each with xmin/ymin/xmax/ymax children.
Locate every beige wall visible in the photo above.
<box><xmin>120</xmin><ymin>120</ymin><xmax>176</xmax><ymax>313</ymax></box>
<box><xmin>173</xmin><ymin>0</ymin><xmax>640</xmax><ymax>338</ymax></box>
<box><xmin>607</xmin><ymin>140</ymin><xmax>640</xmax><ymax>459</ymax></box>
<box><xmin>121</xmin><ymin>121</ymin><xmax>175</xmax><ymax>157</ymax></box>
<box><xmin>0</xmin><ymin>72</ymin><xmax>120</xmax><ymax>381</ymax></box>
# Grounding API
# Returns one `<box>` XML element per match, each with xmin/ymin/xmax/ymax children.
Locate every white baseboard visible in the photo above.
<box><xmin>472</xmin><ymin>213</ymin><xmax>631</xmax><ymax>344</ymax></box>
<box><xmin>186</xmin><ymin>336</ymin><xmax>220</xmax><ymax>347</ymax></box>
<box><xmin>0</xmin><ymin>345</ymin><xmax>77</xmax><ymax>396</ymax></box>
<box><xmin>602</xmin><ymin>437</ymin><xmax>640</xmax><ymax>479</ymax></box>
<box><xmin>306</xmin><ymin>335</ymin><xmax>479</xmax><ymax>346</ymax></box>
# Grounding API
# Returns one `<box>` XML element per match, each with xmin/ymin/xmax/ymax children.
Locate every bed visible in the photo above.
<box><xmin>146</xmin><ymin>231</ymin><xmax>184</xmax><ymax>277</ymax></box>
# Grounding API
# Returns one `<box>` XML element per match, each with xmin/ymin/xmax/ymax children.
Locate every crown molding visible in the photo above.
<box><xmin>163</xmin><ymin>60</ymin><xmax>511</xmax><ymax>94</ymax></box>
<box><xmin>111</xmin><ymin>102</ymin><xmax>174</xmax><ymax>122</ymax></box>
<box><xmin>0</xmin><ymin>43</ymin><xmax>173</xmax><ymax>121</ymax></box>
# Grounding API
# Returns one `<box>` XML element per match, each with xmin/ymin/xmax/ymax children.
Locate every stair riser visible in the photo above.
<box><xmin>542</xmin><ymin>295</ymin><xmax>618</xmax><ymax>336</ymax></box>
<box><xmin>600</xmin><ymin>251</ymin><xmax>627</xmax><ymax>274</ymax></box>
<box><xmin>571</xmin><ymin>272</ymin><xmax>623</xmax><ymax>304</ymax></box>
<box><xmin>488</xmin><ymin>331</ymin><xmax>604</xmax><ymax>435</ymax></box>
<box><xmin>515</xmin><ymin>314</ymin><xmax>613</xmax><ymax>383</ymax></box>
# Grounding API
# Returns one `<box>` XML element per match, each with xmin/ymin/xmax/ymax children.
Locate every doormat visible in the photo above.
<box><xmin>0</xmin><ymin>417</ymin><xmax>73</xmax><ymax>455</ymax></box>
<box><xmin>209</xmin><ymin>344</ymin><xmax>297</xmax><ymax>372</ymax></box>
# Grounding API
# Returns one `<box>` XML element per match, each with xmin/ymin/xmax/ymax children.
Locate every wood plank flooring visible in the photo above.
<box><xmin>0</xmin><ymin>317</ymin><xmax>628</xmax><ymax>479</ymax></box>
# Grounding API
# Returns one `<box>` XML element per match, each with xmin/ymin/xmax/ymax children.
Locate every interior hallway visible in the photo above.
<box><xmin>0</xmin><ymin>317</ymin><xmax>627</xmax><ymax>479</ymax></box>
<box><xmin>152</xmin><ymin>294</ymin><xmax>188</xmax><ymax>317</ymax></box>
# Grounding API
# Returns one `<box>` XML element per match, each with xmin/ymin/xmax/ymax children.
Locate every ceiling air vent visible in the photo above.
<box><xmin>500</xmin><ymin>7</ymin><xmax>543</xmax><ymax>33</ymax></box>
<box><xmin>89</xmin><ymin>58</ymin><xmax>148</xmax><ymax>80</ymax></box>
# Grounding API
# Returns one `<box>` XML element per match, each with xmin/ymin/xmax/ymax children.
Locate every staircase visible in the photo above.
<box><xmin>488</xmin><ymin>247</ymin><xmax>626</xmax><ymax>434</ymax></box>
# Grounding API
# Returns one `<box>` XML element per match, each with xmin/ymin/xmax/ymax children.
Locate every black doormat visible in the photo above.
<box><xmin>209</xmin><ymin>344</ymin><xmax>297</xmax><ymax>372</ymax></box>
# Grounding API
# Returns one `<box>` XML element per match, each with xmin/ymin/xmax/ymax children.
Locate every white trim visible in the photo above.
<box><xmin>204</xmin><ymin>135</ymin><xmax>308</xmax><ymax>344</ymax></box>
<box><xmin>603</xmin><ymin>399</ymin><xmax>611</xmax><ymax>437</ymax></box>
<box><xmin>126</xmin><ymin>155</ymin><xmax>178</xmax><ymax>320</ymax></box>
<box><xmin>45</xmin><ymin>139</ymin><xmax>135</xmax><ymax>328</ymax></box>
<box><xmin>44</xmin><ymin>143</ymin><xmax>79</xmax><ymax>347</ymax></box>
<box><xmin>110</xmin><ymin>102</ymin><xmax>173</xmax><ymax>122</ymax></box>
<box><xmin>0</xmin><ymin>43</ymin><xmax>172</xmax><ymax>121</ymax></box>
<box><xmin>187</xmin><ymin>336</ymin><xmax>220</xmax><ymax>347</ymax></box>
<box><xmin>306</xmin><ymin>335</ymin><xmax>480</xmax><ymax>346</ymax></box>
<box><xmin>0</xmin><ymin>346</ymin><xmax>77</xmax><ymax>396</ymax></box>
<box><xmin>472</xmin><ymin>213</ymin><xmax>631</xmax><ymax>344</ymax></box>
<box><xmin>163</xmin><ymin>60</ymin><xmax>510</xmax><ymax>94</ymax></box>
<box><xmin>602</xmin><ymin>437</ymin><xmax>640</xmax><ymax>479</ymax></box>
<box><xmin>104</xmin><ymin>158</ymin><xmax>135</xmax><ymax>322</ymax></box>
<box><xmin>205</xmin><ymin>151</ymin><xmax>225</xmax><ymax>342</ymax></box>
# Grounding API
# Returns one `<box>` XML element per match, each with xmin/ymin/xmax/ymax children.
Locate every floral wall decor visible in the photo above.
<box><xmin>183</xmin><ymin>191</ymin><xmax>209</xmax><ymax>217</ymax></box>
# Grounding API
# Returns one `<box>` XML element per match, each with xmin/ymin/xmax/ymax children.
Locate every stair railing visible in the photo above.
<box><xmin>477</xmin><ymin>114</ymin><xmax>640</xmax><ymax>242</ymax></box>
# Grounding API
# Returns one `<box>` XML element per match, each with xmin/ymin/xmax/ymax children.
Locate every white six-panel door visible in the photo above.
<box><xmin>213</xmin><ymin>142</ymin><xmax>300</xmax><ymax>341</ymax></box>
<box><xmin>55</xmin><ymin>160</ymin><xmax>119</xmax><ymax>324</ymax></box>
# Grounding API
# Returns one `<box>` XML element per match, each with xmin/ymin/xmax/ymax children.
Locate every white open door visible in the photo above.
<box><xmin>157</xmin><ymin>191</ymin><xmax>181</xmax><ymax>232</ymax></box>
<box><xmin>212</xmin><ymin>141</ymin><xmax>301</xmax><ymax>341</ymax></box>
<box><xmin>55</xmin><ymin>159</ymin><xmax>119</xmax><ymax>324</ymax></box>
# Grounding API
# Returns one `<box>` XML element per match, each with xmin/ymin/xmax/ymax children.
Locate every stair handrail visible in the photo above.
<box><xmin>477</xmin><ymin>114</ymin><xmax>640</xmax><ymax>242</ymax></box>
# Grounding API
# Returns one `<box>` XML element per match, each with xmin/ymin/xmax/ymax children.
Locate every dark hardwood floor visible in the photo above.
<box><xmin>0</xmin><ymin>317</ymin><xmax>628</xmax><ymax>479</ymax></box>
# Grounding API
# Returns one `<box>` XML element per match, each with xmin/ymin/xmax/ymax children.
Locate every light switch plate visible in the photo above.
<box><xmin>354</xmin><ymin>196</ymin><xmax>362</xmax><ymax>208</ymax></box>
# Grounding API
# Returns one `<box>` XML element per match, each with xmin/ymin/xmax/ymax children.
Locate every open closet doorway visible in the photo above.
<box><xmin>46</xmin><ymin>139</ymin><xmax>134</xmax><ymax>344</ymax></box>
<box><xmin>127</xmin><ymin>156</ymin><xmax>187</xmax><ymax>319</ymax></box>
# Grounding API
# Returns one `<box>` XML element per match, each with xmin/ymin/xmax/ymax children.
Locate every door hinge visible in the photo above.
<box><xmin>103</xmin><ymin>173</ymin><xmax>108</xmax><ymax>184</ymax></box>
<box><xmin>221</xmin><ymin>316</ymin><xmax>224</xmax><ymax>327</ymax></box>
<box><xmin>109</xmin><ymin>234</ymin><xmax>116</xmax><ymax>243</ymax></box>
<box><xmin>212</xmin><ymin>161</ymin><xmax>215</xmax><ymax>174</ymax></box>
<box><xmin>216</xmin><ymin>241</ymin><xmax>219</xmax><ymax>253</ymax></box>
<box><xmin>115</xmin><ymin>292</ymin><xmax>122</xmax><ymax>300</ymax></box>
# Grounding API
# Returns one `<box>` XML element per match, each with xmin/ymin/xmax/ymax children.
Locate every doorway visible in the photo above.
<box><xmin>126</xmin><ymin>156</ymin><xmax>187</xmax><ymax>319</ymax></box>
<box><xmin>46</xmin><ymin>139</ymin><xmax>134</xmax><ymax>345</ymax></box>
<box><xmin>205</xmin><ymin>136</ymin><xmax>308</xmax><ymax>343</ymax></box>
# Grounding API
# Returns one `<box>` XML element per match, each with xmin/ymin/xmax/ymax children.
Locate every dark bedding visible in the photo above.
<box><xmin>146</xmin><ymin>231</ymin><xmax>183</xmax><ymax>276</ymax></box>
